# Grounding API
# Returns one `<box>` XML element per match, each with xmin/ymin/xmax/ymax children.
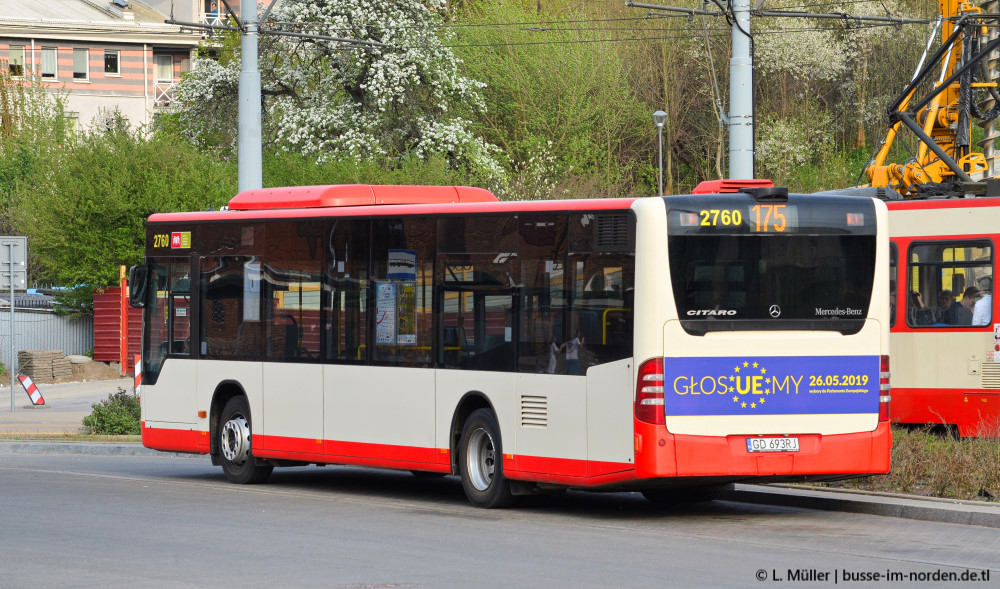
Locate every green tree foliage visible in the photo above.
<box><xmin>52</xmin><ymin>284</ymin><xmax>96</xmax><ymax>319</ymax></box>
<box><xmin>453</xmin><ymin>1</ymin><xmax>650</xmax><ymax>198</ymax></box>
<box><xmin>15</xmin><ymin>110</ymin><xmax>235</xmax><ymax>286</ymax></box>
<box><xmin>0</xmin><ymin>63</ymin><xmax>70</xmax><ymax>234</ymax></box>
<box><xmin>174</xmin><ymin>0</ymin><xmax>504</xmax><ymax>188</ymax></box>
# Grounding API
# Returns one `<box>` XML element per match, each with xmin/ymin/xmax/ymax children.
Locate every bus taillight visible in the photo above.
<box><xmin>879</xmin><ymin>355</ymin><xmax>891</xmax><ymax>422</ymax></box>
<box><xmin>635</xmin><ymin>358</ymin><xmax>665</xmax><ymax>425</ymax></box>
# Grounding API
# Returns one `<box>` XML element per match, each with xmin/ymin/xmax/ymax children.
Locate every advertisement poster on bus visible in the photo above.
<box><xmin>396</xmin><ymin>282</ymin><xmax>416</xmax><ymax>345</ymax></box>
<box><xmin>994</xmin><ymin>323</ymin><xmax>1000</xmax><ymax>363</ymax></box>
<box><xmin>376</xmin><ymin>282</ymin><xmax>396</xmax><ymax>344</ymax></box>
<box><xmin>663</xmin><ymin>355</ymin><xmax>880</xmax><ymax>416</ymax></box>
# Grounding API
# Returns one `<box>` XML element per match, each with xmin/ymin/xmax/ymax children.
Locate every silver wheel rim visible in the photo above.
<box><xmin>221</xmin><ymin>414</ymin><xmax>251</xmax><ymax>465</ymax></box>
<box><xmin>466</xmin><ymin>427</ymin><xmax>496</xmax><ymax>491</ymax></box>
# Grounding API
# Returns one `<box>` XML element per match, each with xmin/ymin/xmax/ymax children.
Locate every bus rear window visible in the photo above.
<box><xmin>666</xmin><ymin>195</ymin><xmax>876</xmax><ymax>335</ymax></box>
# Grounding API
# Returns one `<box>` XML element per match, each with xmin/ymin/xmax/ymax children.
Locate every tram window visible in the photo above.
<box><xmin>906</xmin><ymin>241</ymin><xmax>992</xmax><ymax>328</ymax></box>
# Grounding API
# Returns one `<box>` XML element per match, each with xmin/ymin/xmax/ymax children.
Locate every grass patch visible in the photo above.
<box><xmin>825</xmin><ymin>426</ymin><xmax>1000</xmax><ymax>502</ymax></box>
<box><xmin>0</xmin><ymin>433</ymin><xmax>141</xmax><ymax>442</ymax></box>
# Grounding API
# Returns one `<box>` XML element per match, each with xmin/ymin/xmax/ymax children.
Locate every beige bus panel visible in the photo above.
<box><xmin>514</xmin><ymin>373</ymin><xmax>588</xmax><ymax>461</ymax></box>
<box><xmin>325</xmin><ymin>365</ymin><xmax>436</xmax><ymax>450</ymax></box>
<box><xmin>262</xmin><ymin>363</ymin><xmax>323</xmax><ymax>446</ymax></box>
<box><xmin>630</xmin><ymin>197</ymin><xmax>671</xmax><ymax>369</ymax></box>
<box><xmin>195</xmin><ymin>360</ymin><xmax>263</xmax><ymax>432</ymax></box>
<box><xmin>585</xmin><ymin>358</ymin><xmax>635</xmax><ymax>465</ymax></box>
<box><xmin>142</xmin><ymin>358</ymin><xmax>198</xmax><ymax>425</ymax></box>
<box><xmin>435</xmin><ymin>370</ymin><xmax>516</xmax><ymax>456</ymax></box>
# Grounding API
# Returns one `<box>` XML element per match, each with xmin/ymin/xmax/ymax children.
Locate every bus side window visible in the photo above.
<box><xmin>326</xmin><ymin>219</ymin><xmax>369</xmax><ymax>363</ymax></box>
<box><xmin>372</xmin><ymin>218</ymin><xmax>435</xmax><ymax>367</ymax></box>
<box><xmin>568</xmin><ymin>213</ymin><xmax>635</xmax><ymax>369</ymax></box>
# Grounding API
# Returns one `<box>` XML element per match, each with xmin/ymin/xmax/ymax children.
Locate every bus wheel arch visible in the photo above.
<box><xmin>458</xmin><ymin>406</ymin><xmax>515</xmax><ymax>508</ymax></box>
<box><xmin>212</xmin><ymin>385</ymin><xmax>273</xmax><ymax>484</ymax></box>
<box><xmin>209</xmin><ymin>381</ymin><xmax>245</xmax><ymax>463</ymax></box>
<box><xmin>449</xmin><ymin>392</ymin><xmax>494</xmax><ymax>475</ymax></box>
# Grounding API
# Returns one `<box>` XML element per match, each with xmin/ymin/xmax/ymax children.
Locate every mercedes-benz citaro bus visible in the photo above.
<box><xmin>128</xmin><ymin>181</ymin><xmax>891</xmax><ymax>508</ymax></box>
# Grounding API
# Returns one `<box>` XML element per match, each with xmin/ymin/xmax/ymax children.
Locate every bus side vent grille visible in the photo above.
<box><xmin>982</xmin><ymin>357</ymin><xmax>1000</xmax><ymax>389</ymax></box>
<box><xmin>520</xmin><ymin>395</ymin><xmax>548</xmax><ymax>428</ymax></box>
<box><xmin>594</xmin><ymin>215</ymin><xmax>631</xmax><ymax>252</ymax></box>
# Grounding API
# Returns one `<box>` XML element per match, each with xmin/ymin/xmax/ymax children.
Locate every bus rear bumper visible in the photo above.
<box><xmin>633</xmin><ymin>420</ymin><xmax>892</xmax><ymax>480</ymax></box>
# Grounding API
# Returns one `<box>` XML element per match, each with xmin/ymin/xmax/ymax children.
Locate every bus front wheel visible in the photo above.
<box><xmin>218</xmin><ymin>396</ymin><xmax>273</xmax><ymax>484</ymax></box>
<box><xmin>459</xmin><ymin>409</ymin><xmax>515</xmax><ymax>508</ymax></box>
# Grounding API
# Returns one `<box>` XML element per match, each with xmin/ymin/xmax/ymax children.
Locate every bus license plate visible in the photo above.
<box><xmin>746</xmin><ymin>437</ymin><xmax>799</xmax><ymax>453</ymax></box>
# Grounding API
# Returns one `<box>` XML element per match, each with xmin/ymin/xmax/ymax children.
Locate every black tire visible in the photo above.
<box><xmin>218</xmin><ymin>396</ymin><xmax>273</xmax><ymax>484</ymax></box>
<box><xmin>459</xmin><ymin>409</ymin><xmax>516</xmax><ymax>508</ymax></box>
<box><xmin>641</xmin><ymin>483</ymin><xmax>731</xmax><ymax>505</ymax></box>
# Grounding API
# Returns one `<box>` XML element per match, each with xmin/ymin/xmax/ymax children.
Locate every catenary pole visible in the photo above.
<box><xmin>238</xmin><ymin>6</ymin><xmax>263</xmax><ymax>192</ymax></box>
<box><xmin>8</xmin><ymin>243</ymin><xmax>14</xmax><ymax>412</ymax></box>
<box><xmin>728</xmin><ymin>0</ymin><xmax>754</xmax><ymax>179</ymax></box>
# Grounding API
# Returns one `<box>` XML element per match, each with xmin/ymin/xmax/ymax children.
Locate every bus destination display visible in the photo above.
<box><xmin>666</xmin><ymin>194</ymin><xmax>875</xmax><ymax>235</ymax></box>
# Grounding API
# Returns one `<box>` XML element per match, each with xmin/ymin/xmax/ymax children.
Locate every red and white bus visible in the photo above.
<box><xmin>886</xmin><ymin>196</ymin><xmax>999</xmax><ymax>436</ymax></box>
<box><xmin>129</xmin><ymin>183</ymin><xmax>891</xmax><ymax>507</ymax></box>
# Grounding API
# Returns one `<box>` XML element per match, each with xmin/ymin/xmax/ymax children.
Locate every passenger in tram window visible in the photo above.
<box><xmin>953</xmin><ymin>286</ymin><xmax>978</xmax><ymax>326</ymax></box>
<box><xmin>546</xmin><ymin>339</ymin><xmax>559</xmax><ymax>374</ymax></box>
<box><xmin>907</xmin><ymin>290</ymin><xmax>934</xmax><ymax>326</ymax></box>
<box><xmin>973</xmin><ymin>276</ymin><xmax>993</xmax><ymax>326</ymax></box>
<box><xmin>930</xmin><ymin>291</ymin><xmax>955</xmax><ymax>324</ymax></box>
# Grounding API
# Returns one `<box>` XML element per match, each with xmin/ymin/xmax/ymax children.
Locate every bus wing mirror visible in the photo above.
<box><xmin>128</xmin><ymin>265</ymin><xmax>148</xmax><ymax>308</ymax></box>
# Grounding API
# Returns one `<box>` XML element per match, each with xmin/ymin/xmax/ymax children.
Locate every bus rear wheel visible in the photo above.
<box><xmin>459</xmin><ymin>409</ymin><xmax>515</xmax><ymax>508</ymax></box>
<box><xmin>218</xmin><ymin>396</ymin><xmax>273</xmax><ymax>484</ymax></box>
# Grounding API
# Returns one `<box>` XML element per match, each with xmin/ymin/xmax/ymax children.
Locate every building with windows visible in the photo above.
<box><xmin>0</xmin><ymin>1</ymin><xmax>207</xmax><ymax>130</ymax></box>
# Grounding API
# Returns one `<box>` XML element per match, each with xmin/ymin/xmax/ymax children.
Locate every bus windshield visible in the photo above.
<box><xmin>666</xmin><ymin>194</ymin><xmax>877</xmax><ymax>335</ymax></box>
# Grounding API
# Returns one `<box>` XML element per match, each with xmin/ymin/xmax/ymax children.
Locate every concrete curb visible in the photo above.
<box><xmin>0</xmin><ymin>440</ymin><xmax>198</xmax><ymax>458</ymax></box>
<box><xmin>722</xmin><ymin>483</ymin><xmax>1000</xmax><ymax>529</ymax></box>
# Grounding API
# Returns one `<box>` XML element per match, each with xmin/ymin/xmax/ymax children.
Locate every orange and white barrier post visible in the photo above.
<box><xmin>17</xmin><ymin>374</ymin><xmax>44</xmax><ymax>406</ymax></box>
<box><xmin>134</xmin><ymin>354</ymin><xmax>141</xmax><ymax>399</ymax></box>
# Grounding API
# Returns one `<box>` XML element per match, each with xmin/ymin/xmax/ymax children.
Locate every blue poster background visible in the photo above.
<box><xmin>663</xmin><ymin>355</ymin><xmax>879</xmax><ymax>416</ymax></box>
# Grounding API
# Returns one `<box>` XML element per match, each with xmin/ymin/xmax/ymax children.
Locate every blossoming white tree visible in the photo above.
<box><xmin>174</xmin><ymin>0</ymin><xmax>504</xmax><ymax>183</ymax></box>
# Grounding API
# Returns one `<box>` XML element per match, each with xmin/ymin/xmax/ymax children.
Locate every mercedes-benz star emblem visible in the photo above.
<box><xmin>769</xmin><ymin>305</ymin><xmax>781</xmax><ymax>318</ymax></box>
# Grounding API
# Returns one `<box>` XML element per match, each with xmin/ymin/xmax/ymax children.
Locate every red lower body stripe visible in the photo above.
<box><xmin>141</xmin><ymin>423</ymin><xmax>636</xmax><ymax>485</ymax></box>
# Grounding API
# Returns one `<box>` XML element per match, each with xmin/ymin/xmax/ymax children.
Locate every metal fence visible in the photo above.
<box><xmin>0</xmin><ymin>309</ymin><xmax>93</xmax><ymax>372</ymax></box>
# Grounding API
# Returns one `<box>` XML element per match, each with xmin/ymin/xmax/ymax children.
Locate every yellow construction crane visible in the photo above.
<box><xmin>866</xmin><ymin>0</ymin><xmax>1000</xmax><ymax>197</ymax></box>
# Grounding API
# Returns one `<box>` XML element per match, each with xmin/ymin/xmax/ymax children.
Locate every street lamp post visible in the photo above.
<box><xmin>652</xmin><ymin>110</ymin><xmax>667</xmax><ymax>196</ymax></box>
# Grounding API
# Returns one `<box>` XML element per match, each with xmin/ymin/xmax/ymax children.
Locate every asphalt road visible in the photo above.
<box><xmin>1</xmin><ymin>453</ymin><xmax>998</xmax><ymax>588</ymax></box>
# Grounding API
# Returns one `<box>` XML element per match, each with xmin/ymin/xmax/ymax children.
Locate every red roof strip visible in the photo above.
<box><xmin>691</xmin><ymin>179</ymin><xmax>774</xmax><ymax>194</ymax></box>
<box><xmin>885</xmin><ymin>197</ymin><xmax>1000</xmax><ymax>211</ymax></box>
<box><xmin>148</xmin><ymin>196</ymin><xmax>637</xmax><ymax>224</ymax></box>
<box><xmin>228</xmin><ymin>184</ymin><xmax>498</xmax><ymax>210</ymax></box>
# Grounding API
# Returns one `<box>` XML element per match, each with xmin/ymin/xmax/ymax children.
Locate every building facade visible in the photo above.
<box><xmin>0</xmin><ymin>1</ymin><xmax>208</xmax><ymax>130</ymax></box>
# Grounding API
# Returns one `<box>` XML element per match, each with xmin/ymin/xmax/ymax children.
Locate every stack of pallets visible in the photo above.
<box><xmin>18</xmin><ymin>350</ymin><xmax>74</xmax><ymax>381</ymax></box>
